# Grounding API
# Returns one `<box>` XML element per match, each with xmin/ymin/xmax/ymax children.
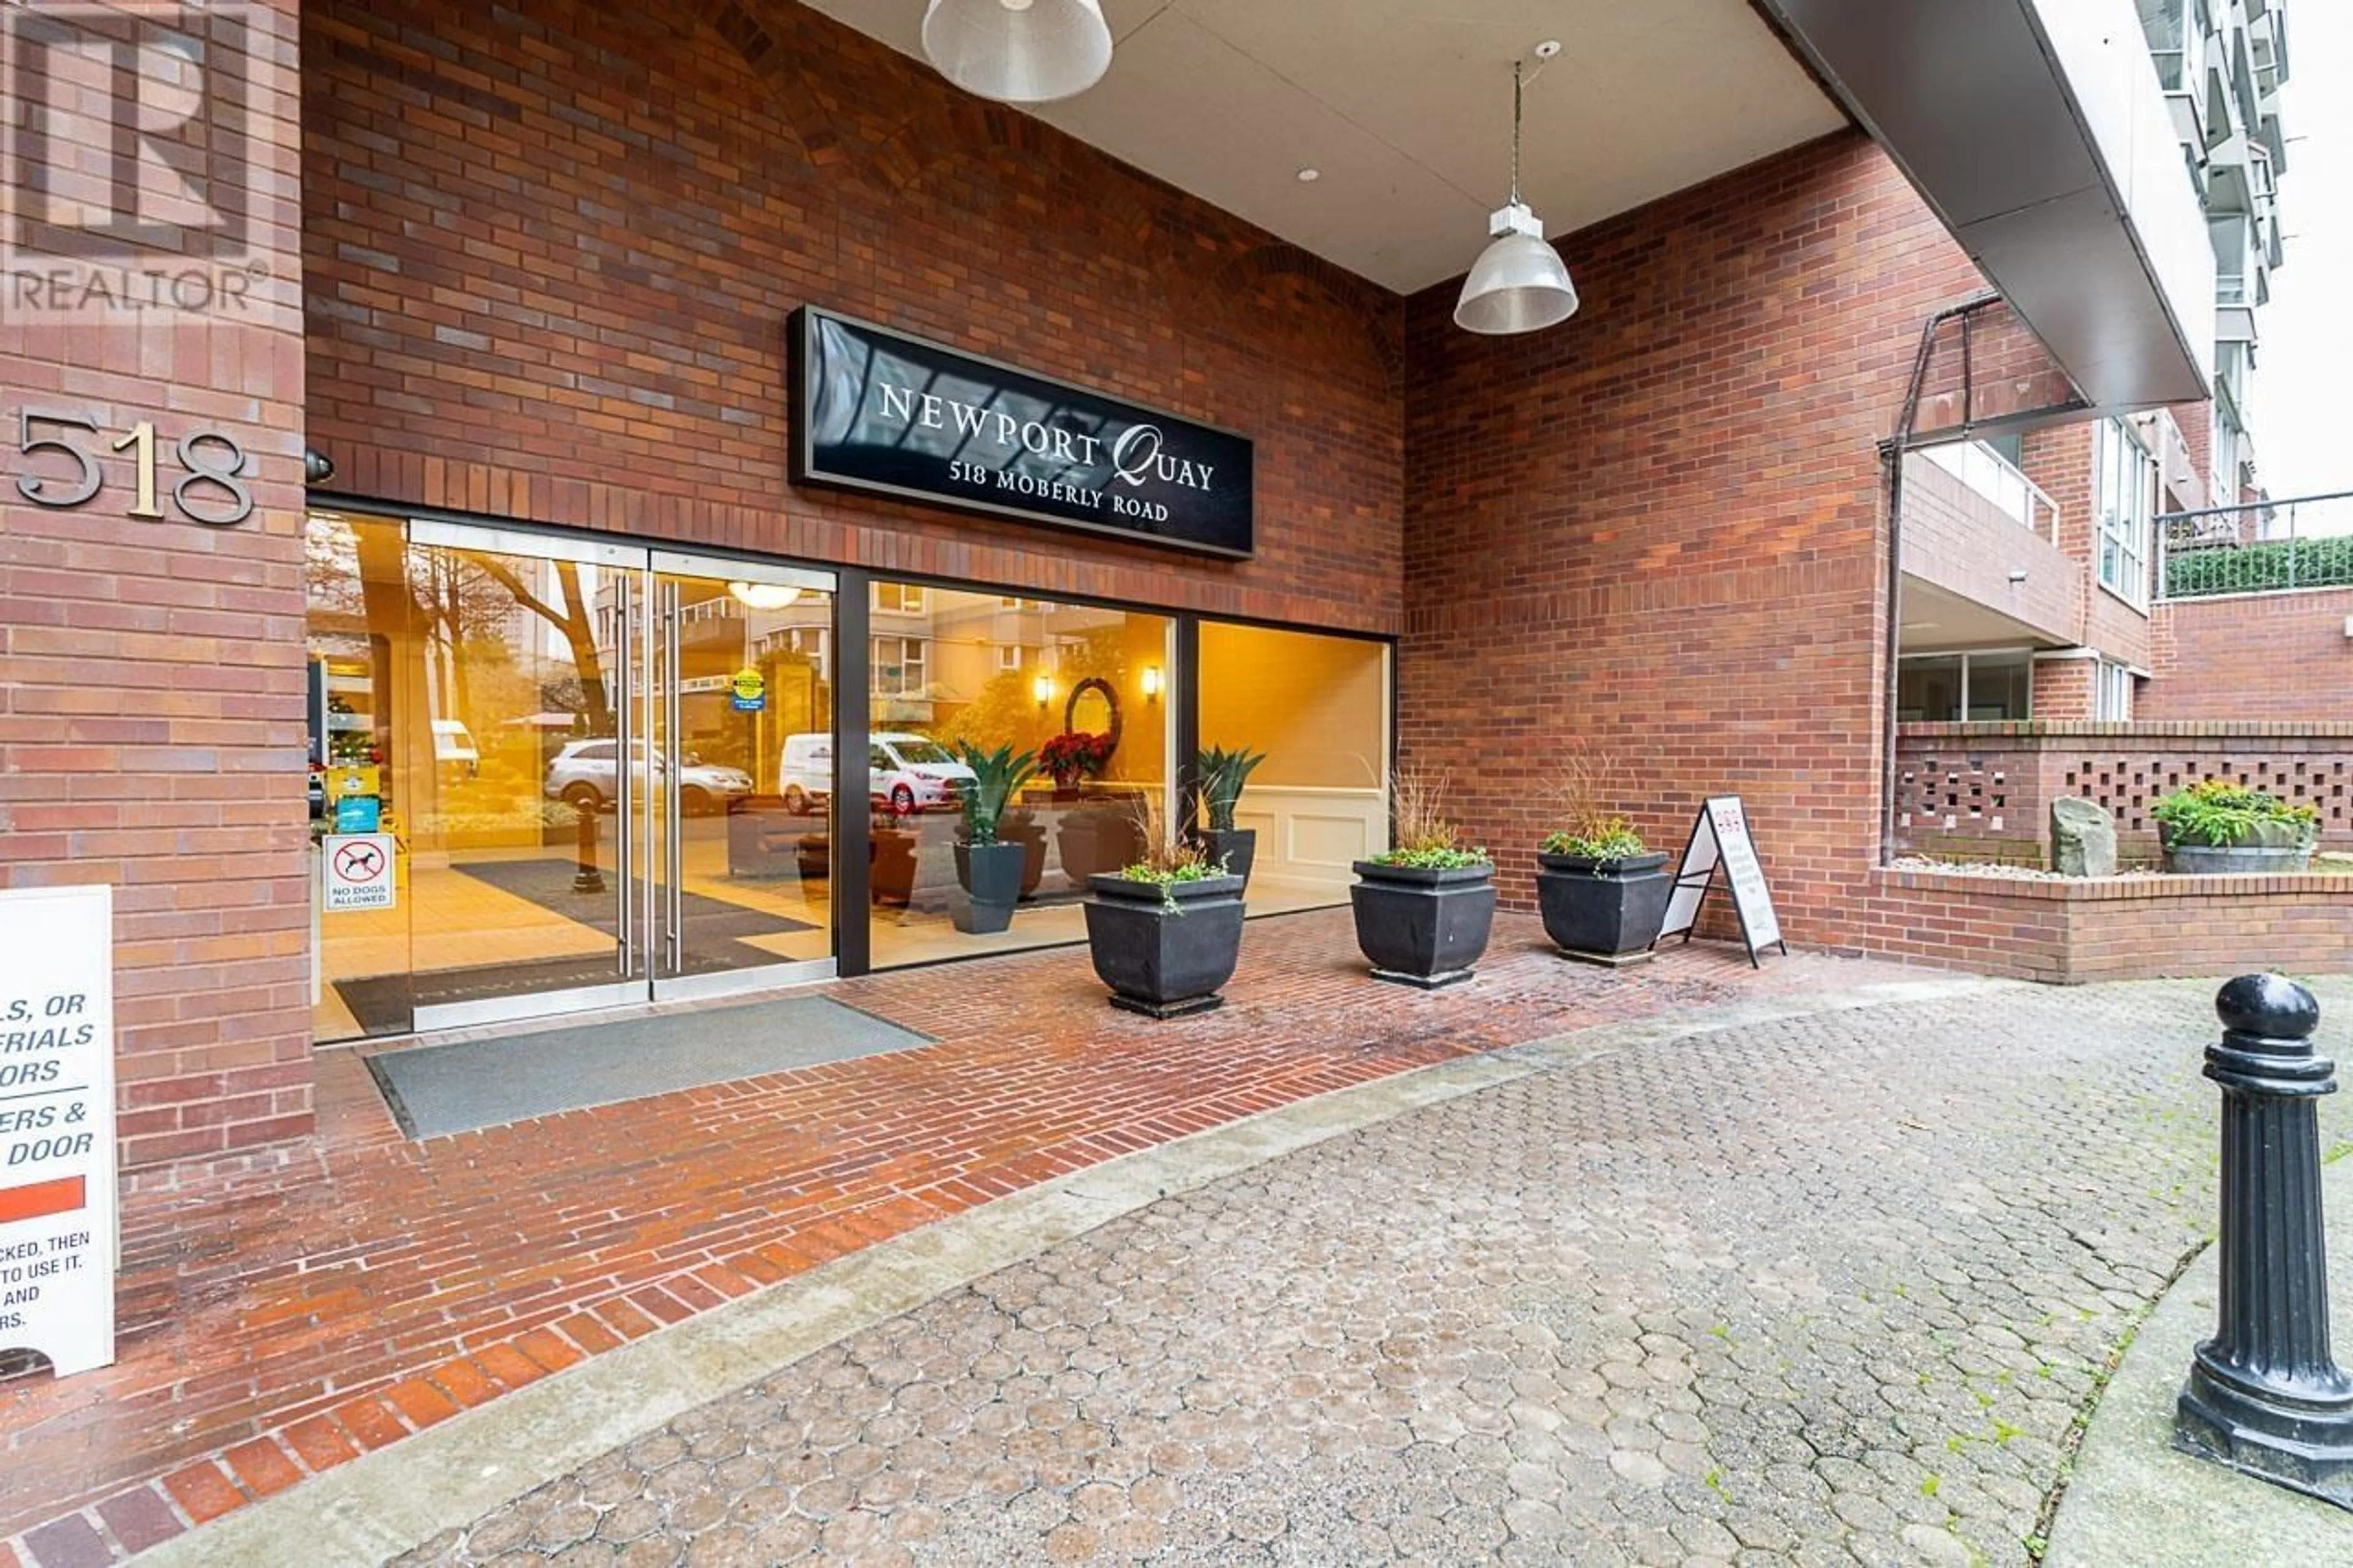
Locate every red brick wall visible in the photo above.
<box><xmin>302</xmin><ymin>0</ymin><xmax>1404</xmax><ymax>634</ymax></box>
<box><xmin>1856</xmin><ymin>868</ymin><xmax>2352</xmax><ymax>982</ymax></box>
<box><xmin>1894</xmin><ymin>719</ymin><xmax>2353</xmax><ymax>862</ymax></box>
<box><xmin>2147</xmin><ymin>588</ymin><xmax>2353</xmax><ymax>721</ymax></box>
<box><xmin>0</xmin><ymin>2</ymin><xmax>311</xmax><ymax>1166</ymax></box>
<box><xmin>2030</xmin><ymin>656</ymin><xmax>2096</xmax><ymax>721</ymax></box>
<box><xmin>1400</xmin><ymin>132</ymin><xmax>2040</xmax><ymax>942</ymax></box>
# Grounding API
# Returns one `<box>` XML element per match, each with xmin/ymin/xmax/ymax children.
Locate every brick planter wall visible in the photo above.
<box><xmin>1855</xmin><ymin>866</ymin><xmax>2353</xmax><ymax>983</ymax></box>
<box><xmin>1895</xmin><ymin>721</ymin><xmax>2353</xmax><ymax>863</ymax></box>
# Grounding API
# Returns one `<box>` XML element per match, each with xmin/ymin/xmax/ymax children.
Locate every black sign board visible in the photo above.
<box><xmin>789</xmin><ymin>307</ymin><xmax>1254</xmax><ymax>558</ymax></box>
<box><xmin>1656</xmin><ymin>795</ymin><xmax>1789</xmax><ymax>969</ymax></box>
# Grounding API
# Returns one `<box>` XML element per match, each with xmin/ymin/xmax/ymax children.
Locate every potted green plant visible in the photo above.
<box><xmin>2153</xmin><ymin>778</ymin><xmax>2319</xmax><ymax>874</ymax></box>
<box><xmin>951</xmin><ymin>742</ymin><xmax>1039</xmax><ymax>933</ymax></box>
<box><xmin>1349</xmin><ymin>769</ymin><xmax>1495</xmax><ymax>988</ymax></box>
<box><xmin>1083</xmin><ymin>793</ymin><xmax>1246</xmax><ymax>1018</ymax></box>
<box><xmin>1533</xmin><ymin>746</ymin><xmax>1672</xmax><ymax>964</ymax></box>
<box><xmin>1192</xmin><ymin>743</ymin><xmax>1268</xmax><ymax>890</ymax></box>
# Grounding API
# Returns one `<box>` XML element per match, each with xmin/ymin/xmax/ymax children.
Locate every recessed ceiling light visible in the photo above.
<box><xmin>1295</xmin><ymin>167</ymin><xmax>1320</xmax><ymax>183</ymax></box>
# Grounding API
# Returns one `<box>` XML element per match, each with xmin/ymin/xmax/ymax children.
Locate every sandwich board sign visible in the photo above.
<box><xmin>0</xmin><ymin>884</ymin><xmax>118</xmax><ymax>1376</ymax></box>
<box><xmin>1657</xmin><ymin>795</ymin><xmax>1789</xmax><ymax>968</ymax></box>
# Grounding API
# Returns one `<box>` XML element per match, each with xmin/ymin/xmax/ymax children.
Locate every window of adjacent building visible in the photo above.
<box><xmin>2094</xmin><ymin>419</ymin><xmax>2154</xmax><ymax>607</ymax></box>
<box><xmin>1896</xmin><ymin>650</ymin><xmax>2033</xmax><ymax>721</ymax></box>
<box><xmin>871</xmin><ymin>635</ymin><xmax>928</xmax><ymax>696</ymax></box>
<box><xmin>994</xmin><ymin>644</ymin><xmax>1022</xmax><ymax>672</ymax></box>
<box><xmin>874</xmin><ymin>583</ymin><xmax>926</xmax><ymax>613</ymax></box>
<box><xmin>2095</xmin><ymin>659</ymin><xmax>2135</xmax><ymax>721</ymax></box>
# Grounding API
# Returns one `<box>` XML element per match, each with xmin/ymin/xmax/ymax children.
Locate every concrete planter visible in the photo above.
<box><xmin>952</xmin><ymin>841</ymin><xmax>1025</xmax><ymax>934</ymax></box>
<box><xmin>1535</xmin><ymin>850</ymin><xmax>1672</xmax><ymax>965</ymax></box>
<box><xmin>1349</xmin><ymin>860</ymin><xmax>1496</xmax><ymax>989</ymax></box>
<box><xmin>2162</xmin><ymin>819</ymin><xmax>2316</xmax><ymax>876</ymax></box>
<box><xmin>1083</xmin><ymin>873</ymin><xmax>1246</xmax><ymax>1018</ymax></box>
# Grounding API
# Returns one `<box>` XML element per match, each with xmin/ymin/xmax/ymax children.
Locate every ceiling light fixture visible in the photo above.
<box><xmin>921</xmin><ymin>0</ymin><xmax>1113</xmax><ymax>105</ymax></box>
<box><xmin>1296</xmin><ymin>167</ymin><xmax>1321</xmax><ymax>183</ymax></box>
<box><xmin>729</xmin><ymin>581</ymin><xmax>803</xmax><ymax>611</ymax></box>
<box><xmin>1453</xmin><ymin>50</ymin><xmax>1579</xmax><ymax>336</ymax></box>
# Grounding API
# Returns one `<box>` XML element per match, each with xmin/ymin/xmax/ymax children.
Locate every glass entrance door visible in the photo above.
<box><xmin>645</xmin><ymin>551</ymin><xmax>836</xmax><ymax>1001</ymax></box>
<box><xmin>308</xmin><ymin>513</ymin><xmax>836</xmax><ymax>1040</ymax></box>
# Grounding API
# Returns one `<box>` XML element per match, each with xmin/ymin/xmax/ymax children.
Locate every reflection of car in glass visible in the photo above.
<box><xmin>777</xmin><ymin>733</ymin><xmax>834</xmax><ymax>816</ymax></box>
<box><xmin>542</xmin><ymin>740</ymin><xmax>753</xmax><ymax>815</ymax></box>
<box><xmin>868</xmin><ymin>733</ymin><xmax>972</xmax><ymax>816</ymax></box>
<box><xmin>432</xmin><ymin>719</ymin><xmax>480</xmax><ymax>781</ymax></box>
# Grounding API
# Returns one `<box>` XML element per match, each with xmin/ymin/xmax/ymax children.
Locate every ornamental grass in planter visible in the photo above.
<box><xmin>1351</xmin><ymin>770</ymin><xmax>1495</xmax><ymax>989</ymax></box>
<box><xmin>1534</xmin><ymin>745</ymin><xmax>1671</xmax><ymax>966</ymax></box>
<box><xmin>950</xmin><ymin>742</ymin><xmax>1039</xmax><ymax>934</ymax></box>
<box><xmin>1083</xmin><ymin>793</ymin><xmax>1245</xmax><ymax>1018</ymax></box>
<box><xmin>1190</xmin><ymin>743</ymin><xmax>1268</xmax><ymax>891</ymax></box>
<box><xmin>2153</xmin><ymin>779</ymin><xmax>2319</xmax><ymax>874</ymax></box>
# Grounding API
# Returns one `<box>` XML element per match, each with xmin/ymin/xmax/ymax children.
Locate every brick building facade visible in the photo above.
<box><xmin>0</xmin><ymin>0</ymin><xmax>2324</xmax><ymax>1173</ymax></box>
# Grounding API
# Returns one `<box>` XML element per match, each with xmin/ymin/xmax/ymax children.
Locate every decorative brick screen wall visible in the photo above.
<box><xmin>1896</xmin><ymin>721</ymin><xmax>2353</xmax><ymax>863</ymax></box>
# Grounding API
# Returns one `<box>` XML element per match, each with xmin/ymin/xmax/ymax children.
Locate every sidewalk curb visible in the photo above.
<box><xmin>134</xmin><ymin>975</ymin><xmax>2010</xmax><ymax>1566</ymax></box>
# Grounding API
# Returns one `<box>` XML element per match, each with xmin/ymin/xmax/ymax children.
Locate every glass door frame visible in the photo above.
<box><xmin>647</xmin><ymin>547</ymin><xmax>838</xmax><ymax>1004</ymax></box>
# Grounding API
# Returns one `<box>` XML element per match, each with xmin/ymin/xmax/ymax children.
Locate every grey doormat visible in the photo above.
<box><xmin>366</xmin><ymin>996</ymin><xmax>935</xmax><ymax>1139</ymax></box>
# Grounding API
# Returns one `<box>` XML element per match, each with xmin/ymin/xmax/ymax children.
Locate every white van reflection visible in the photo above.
<box><xmin>779</xmin><ymin>732</ymin><xmax>973</xmax><ymax>817</ymax></box>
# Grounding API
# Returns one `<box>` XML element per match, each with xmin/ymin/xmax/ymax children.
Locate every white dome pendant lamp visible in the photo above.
<box><xmin>1453</xmin><ymin>56</ymin><xmax>1579</xmax><ymax>336</ymax></box>
<box><xmin>922</xmin><ymin>0</ymin><xmax>1115</xmax><ymax>105</ymax></box>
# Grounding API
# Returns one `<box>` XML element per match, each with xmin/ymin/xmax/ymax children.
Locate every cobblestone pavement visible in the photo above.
<box><xmin>392</xmin><ymin>979</ymin><xmax>2350</xmax><ymax>1567</ymax></box>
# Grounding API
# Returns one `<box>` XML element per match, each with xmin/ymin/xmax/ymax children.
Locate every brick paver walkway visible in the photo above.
<box><xmin>388</xmin><ymin>978</ymin><xmax>2347</xmax><ymax>1567</ymax></box>
<box><xmin>0</xmin><ymin>911</ymin><xmax>1922</xmax><ymax>1566</ymax></box>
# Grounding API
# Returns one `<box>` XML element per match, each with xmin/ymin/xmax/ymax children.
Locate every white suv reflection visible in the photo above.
<box><xmin>542</xmin><ymin>740</ymin><xmax>753</xmax><ymax>816</ymax></box>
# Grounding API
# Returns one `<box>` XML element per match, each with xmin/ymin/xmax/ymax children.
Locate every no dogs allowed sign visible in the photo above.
<box><xmin>0</xmin><ymin>885</ymin><xmax>118</xmax><ymax>1376</ymax></box>
<box><xmin>323</xmin><ymin>833</ymin><xmax>397</xmax><ymax>911</ymax></box>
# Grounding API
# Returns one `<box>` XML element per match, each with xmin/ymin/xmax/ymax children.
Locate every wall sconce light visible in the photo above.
<box><xmin>1033</xmin><ymin>673</ymin><xmax>1055</xmax><ymax>708</ymax></box>
<box><xmin>1141</xmin><ymin>664</ymin><xmax>1162</xmax><ymax>700</ymax></box>
<box><xmin>2006</xmin><ymin>569</ymin><xmax>2029</xmax><ymax>585</ymax></box>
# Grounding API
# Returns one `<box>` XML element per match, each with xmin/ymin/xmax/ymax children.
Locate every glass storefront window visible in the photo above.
<box><xmin>1199</xmin><ymin>623</ymin><xmax>1391</xmax><ymax>907</ymax></box>
<box><xmin>866</xmin><ymin>583</ymin><xmax>1173</xmax><ymax>970</ymax></box>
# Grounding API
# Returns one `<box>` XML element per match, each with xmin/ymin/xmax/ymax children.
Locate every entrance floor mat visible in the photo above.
<box><xmin>366</xmin><ymin>994</ymin><xmax>934</xmax><ymax>1138</ymax></box>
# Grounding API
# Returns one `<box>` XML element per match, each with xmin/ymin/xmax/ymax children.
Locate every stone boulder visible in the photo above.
<box><xmin>2051</xmin><ymin>797</ymin><xmax>2116</xmax><ymax>877</ymax></box>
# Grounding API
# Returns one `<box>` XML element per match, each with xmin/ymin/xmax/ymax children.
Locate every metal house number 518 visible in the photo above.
<box><xmin>14</xmin><ymin>408</ymin><xmax>255</xmax><ymax>527</ymax></box>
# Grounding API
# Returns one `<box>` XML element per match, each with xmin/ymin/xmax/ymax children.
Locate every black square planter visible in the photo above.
<box><xmin>1534</xmin><ymin>850</ymin><xmax>1672</xmax><ymax>965</ymax></box>
<box><xmin>1083</xmin><ymin>873</ymin><xmax>1246</xmax><ymax>1018</ymax></box>
<box><xmin>1349</xmin><ymin>860</ymin><xmax>1496</xmax><ymax>988</ymax></box>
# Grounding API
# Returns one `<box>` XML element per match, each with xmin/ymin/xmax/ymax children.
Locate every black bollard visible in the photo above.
<box><xmin>2173</xmin><ymin>972</ymin><xmax>2353</xmax><ymax>1509</ymax></box>
<box><xmin>572</xmin><ymin>800</ymin><xmax>607</xmax><ymax>895</ymax></box>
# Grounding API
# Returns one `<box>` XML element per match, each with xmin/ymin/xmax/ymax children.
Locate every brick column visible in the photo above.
<box><xmin>0</xmin><ymin>1</ymin><xmax>311</xmax><ymax>1165</ymax></box>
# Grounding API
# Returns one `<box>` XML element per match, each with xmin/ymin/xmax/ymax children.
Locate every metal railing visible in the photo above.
<box><xmin>2157</xmin><ymin>489</ymin><xmax>2353</xmax><ymax>600</ymax></box>
<box><xmin>1919</xmin><ymin>440</ymin><xmax>2061</xmax><ymax>544</ymax></box>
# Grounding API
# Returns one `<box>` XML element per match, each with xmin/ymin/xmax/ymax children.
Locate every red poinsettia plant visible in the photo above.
<box><xmin>1039</xmin><ymin>730</ymin><xmax>1115</xmax><ymax>787</ymax></box>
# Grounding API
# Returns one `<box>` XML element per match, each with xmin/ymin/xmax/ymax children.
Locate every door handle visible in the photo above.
<box><xmin>614</xmin><ymin>575</ymin><xmax>634</xmax><ymax>977</ymax></box>
<box><xmin>664</xmin><ymin>581</ymin><xmax>683</xmax><ymax>974</ymax></box>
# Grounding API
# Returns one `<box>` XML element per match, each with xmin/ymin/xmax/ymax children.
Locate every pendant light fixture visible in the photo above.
<box><xmin>728</xmin><ymin>581</ymin><xmax>802</xmax><ymax>612</ymax></box>
<box><xmin>922</xmin><ymin>0</ymin><xmax>1114</xmax><ymax>105</ymax></box>
<box><xmin>1453</xmin><ymin>51</ymin><xmax>1579</xmax><ymax>336</ymax></box>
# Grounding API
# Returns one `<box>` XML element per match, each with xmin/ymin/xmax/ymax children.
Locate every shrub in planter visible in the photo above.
<box><xmin>2153</xmin><ymin>779</ymin><xmax>2319</xmax><ymax>874</ymax></box>
<box><xmin>950</xmin><ymin>742</ymin><xmax>1038</xmax><ymax>934</ymax></box>
<box><xmin>1351</xmin><ymin>770</ymin><xmax>1495</xmax><ymax>988</ymax></box>
<box><xmin>1084</xmin><ymin>794</ymin><xmax>1245</xmax><ymax>1017</ymax></box>
<box><xmin>1190</xmin><ymin>743</ymin><xmax>1268</xmax><ymax>890</ymax></box>
<box><xmin>1537</xmin><ymin>816</ymin><xmax>1671</xmax><ymax>966</ymax></box>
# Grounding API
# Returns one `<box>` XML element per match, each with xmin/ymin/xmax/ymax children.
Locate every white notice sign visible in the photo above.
<box><xmin>0</xmin><ymin>884</ymin><xmax>118</xmax><ymax>1376</ymax></box>
<box><xmin>323</xmin><ymin>833</ymin><xmax>397</xmax><ymax>911</ymax></box>
<box><xmin>1658</xmin><ymin>796</ymin><xmax>1787</xmax><ymax>967</ymax></box>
